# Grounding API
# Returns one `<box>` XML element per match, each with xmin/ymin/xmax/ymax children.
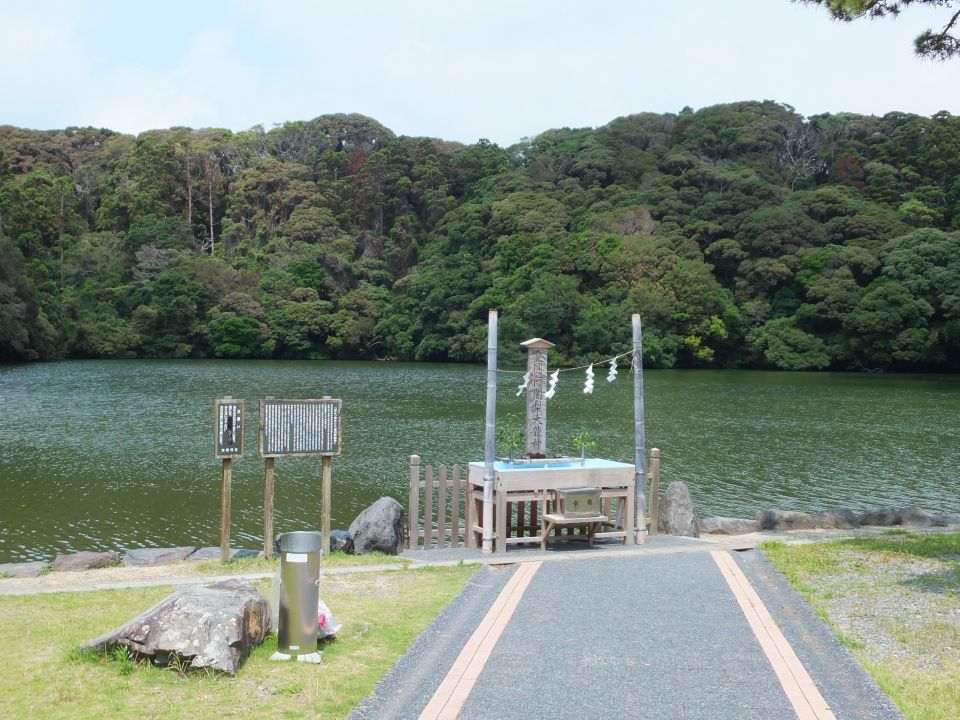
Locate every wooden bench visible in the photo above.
<box><xmin>540</xmin><ymin>512</ymin><xmax>609</xmax><ymax>550</ymax></box>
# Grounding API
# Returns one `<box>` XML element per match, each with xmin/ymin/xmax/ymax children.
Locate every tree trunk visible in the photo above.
<box><xmin>58</xmin><ymin>192</ymin><xmax>65</xmax><ymax>283</ymax></box>
<box><xmin>208</xmin><ymin>177</ymin><xmax>215</xmax><ymax>255</ymax></box>
<box><xmin>185</xmin><ymin>156</ymin><xmax>193</xmax><ymax>225</ymax></box>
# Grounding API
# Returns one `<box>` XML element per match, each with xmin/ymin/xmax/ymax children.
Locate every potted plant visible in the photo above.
<box><xmin>570</xmin><ymin>431</ymin><xmax>598</xmax><ymax>466</ymax></box>
<box><xmin>495</xmin><ymin>414</ymin><xmax>524</xmax><ymax>463</ymax></box>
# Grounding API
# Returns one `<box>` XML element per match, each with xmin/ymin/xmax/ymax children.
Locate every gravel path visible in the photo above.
<box><xmin>353</xmin><ymin>539</ymin><xmax>904</xmax><ymax>720</ymax></box>
<box><xmin>791</xmin><ymin>548</ymin><xmax>960</xmax><ymax>672</ymax></box>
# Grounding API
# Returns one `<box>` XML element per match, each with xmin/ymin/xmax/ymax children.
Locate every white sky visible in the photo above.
<box><xmin>3</xmin><ymin>0</ymin><xmax>959</xmax><ymax>146</ymax></box>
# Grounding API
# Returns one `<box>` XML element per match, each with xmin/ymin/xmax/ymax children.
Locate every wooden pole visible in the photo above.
<box><xmin>321</xmin><ymin>455</ymin><xmax>332</xmax><ymax>556</ymax></box>
<box><xmin>220</xmin><ymin>458</ymin><xmax>232</xmax><ymax>562</ymax></box>
<box><xmin>264</xmin><ymin>457</ymin><xmax>275</xmax><ymax>558</ymax></box>
<box><xmin>632</xmin><ymin>314</ymin><xmax>648</xmax><ymax>543</ymax></box>
<box><xmin>408</xmin><ymin>455</ymin><xmax>420</xmax><ymax>550</ymax></box>
<box><xmin>482</xmin><ymin>310</ymin><xmax>498</xmax><ymax>554</ymax></box>
<box><xmin>424</xmin><ymin>465</ymin><xmax>434</xmax><ymax>547</ymax></box>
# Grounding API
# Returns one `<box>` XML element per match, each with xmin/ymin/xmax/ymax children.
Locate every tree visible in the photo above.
<box><xmin>97</xmin><ymin>137</ymin><xmax>181</xmax><ymax>231</ymax></box>
<box><xmin>844</xmin><ymin>279</ymin><xmax>937</xmax><ymax>366</ymax></box>
<box><xmin>209</xmin><ymin>315</ymin><xmax>263</xmax><ymax>358</ymax></box>
<box><xmin>3</xmin><ymin>105</ymin><xmax>960</xmax><ymax>369</ymax></box>
<box><xmin>0</xmin><ymin>172</ymin><xmax>82</xmax><ymax>257</ymax></box>
<box><xmin>0</xmin><ymin>236</ymin><xmax>57</xmax><ymax>359</ymax></box>
<box><xmin>797</xmin><ymin>1</ymin><xmax>960</xmax><ymax>60</ymax></box>
<box><xmin>748</xmin><ymin>317</ymin><xmax>831</xmax><ymax>370</ymax></box>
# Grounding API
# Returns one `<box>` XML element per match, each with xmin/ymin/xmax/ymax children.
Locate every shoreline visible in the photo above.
<box><xmin>5</xmin><ymin>523</ymin><xmax>960</xmax><ymax>597</ymax></box>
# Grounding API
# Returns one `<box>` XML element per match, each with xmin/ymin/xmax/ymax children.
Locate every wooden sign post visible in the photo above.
<box><xmin>259</xmin><ymin>396</ymin><xmax>343</xmax><ymax>557</ymax></box>
<box><xmin>264</xmin><ymin>457</ymin><xmax>276</xmax><ymax>558</ymax></box>
<box><xmin>321</xmin><ymin>454</ymin><xmax>332</xmax><ymax>556</ymax></box>
<box><xmin>214</xmin><ymin>397</ymin><xmax>244</xmax><ymax>562</ymax></box>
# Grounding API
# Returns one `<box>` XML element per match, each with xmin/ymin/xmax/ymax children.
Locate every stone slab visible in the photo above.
<box><xmin>0</xmin><ymin>561</ymin><xmax>49</xmax><ymax>578</ymax></box>
<box><xmin>53</xmin><ymin>551</ymin><xmax>120</xmax><ymax>572</ymax></box>
<box><xmin>186</xmin><ymin>547</ymin><xmax>262</xmax><ymax>562</ymax></box>
<box><xmin>123</xmin><ymin>546</ymin><xmax>196</xmax><ymax>567</ymax></box>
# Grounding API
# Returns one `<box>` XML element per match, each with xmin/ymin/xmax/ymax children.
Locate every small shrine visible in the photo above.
<box><xmin>467</xmin><ymin>313</ymin><xmax>650</xmax><ymax>553</ymax></box>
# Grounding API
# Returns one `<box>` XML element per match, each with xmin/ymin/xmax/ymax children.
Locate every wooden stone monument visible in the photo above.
<box><xmin>521</xmin><ymin>337</ymin><xmax>554</xmax><ymax>459</ymax></box>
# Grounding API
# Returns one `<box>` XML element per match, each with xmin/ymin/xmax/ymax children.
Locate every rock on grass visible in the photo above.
<box><xmin>79</xmin><ymin>579</ymin><xmax>269</xmax><ymax>675</ymax></box>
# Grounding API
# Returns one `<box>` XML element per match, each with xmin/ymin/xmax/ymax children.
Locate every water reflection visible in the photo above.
<box><xmin>0</xmin><ymin>360</ymin><xmax>958</xmax><ymax>562</ymax></box>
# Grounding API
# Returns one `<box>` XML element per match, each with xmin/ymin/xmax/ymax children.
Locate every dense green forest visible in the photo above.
<box><xmin>2</xmin><ymin>102</ymin><xmax>959</xmax><ymax>370</ymax></box>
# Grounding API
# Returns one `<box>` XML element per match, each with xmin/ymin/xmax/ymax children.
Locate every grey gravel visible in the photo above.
<box><xmin>789</xmin><ymin>548</ymin><xmax>960</xmax><ymax>672</ymax></box>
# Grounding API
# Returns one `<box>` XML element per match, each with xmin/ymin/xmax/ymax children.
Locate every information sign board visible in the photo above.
<box><xmin>214</xmin><ymin>398</ymin><xmax>244</xmax><ymax>459</ymax></box>
<box><xmin>259</xmin><ymin>398</ymin><xmax>342</xmax><ymax>457</ymax></box>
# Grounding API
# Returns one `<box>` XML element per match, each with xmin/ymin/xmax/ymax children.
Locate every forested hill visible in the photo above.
<box><xmin>2</xmin><ymin>102</ymin><xmax>959</xmax><ymax>371</ymax></box>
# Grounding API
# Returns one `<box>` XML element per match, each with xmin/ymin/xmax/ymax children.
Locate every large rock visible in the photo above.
<box><xmin>859</xmin><ymin>508</ymin><xmax>902</xmax><ymax>527</ymax></box>
<box><xmin>757</xmin><ymin>509</ymin><xmax>818</xmax><ymax>531</ymax></box>
<box><xmin>123</xmin><ymin>546</ymin><xmax>196</xmax><ymax>566</ymax></box>
<box><xmin>329</xmin><ymin>530</ymin><xmax>353</xmax><ymax>554</ymax></box>
<box><xmin>0</xmin><ymin>561</ymin><xmax>49</xmax><ymax>578</ymax></box>
<box><xmin>52</xmin><ymin>551</ymin><xmax>120</xmax><ymax>572</ymax></box>
<box><xmin>899</xmin><ymin>507</ymin><xmax>954</xmax><ymax>527</ymax></box>
<box><xmin>933</xmin><ymin>512</ymin><xmax>960</xmax><ymax>526</ymax></box>
<box><xmin>657</xmin><ymin>482</ymin><xmax>699</xmax><ymax>537</ymax></box>
<box><xmin>812</xmin><ymin>508</ymin><xmax>861</xmax><ymax>530</ymax></box>
<box><xmin>349</xmin><ymin>497</ymin><xmax>405</xmax><ymax>554</ymax></box>
<box><xmin>698</xmin><ymin>516</ymin><xmax>760</xmax><ymax>535</ymax></box>
<box><xmin>80</xmin><ymin>579</ymin><xmax>269</xmax><ymax>675</ymax></box>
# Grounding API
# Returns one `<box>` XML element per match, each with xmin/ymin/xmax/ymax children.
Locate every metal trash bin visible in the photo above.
<box><xmin>277</xmin><ymin>530</ymin><xmax>323</xmax><ymax>658</ymax></box>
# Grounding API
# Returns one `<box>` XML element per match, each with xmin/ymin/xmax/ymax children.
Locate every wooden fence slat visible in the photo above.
<box><xmin>438</xmin><ymin>464</ymin><xmax>448</xmax><ymax>548</ymax></box>
<box><xmin>452</xmin><ymin>464</ymin><xmax>462</xmax><ymax>547</ymax></box>
<box><xmin>409</xmin><ymin>460</ymin><xmax>483</xmax><ymax>550</ymax></box>
<box><xmin>409</xmin><ymin>455</ymin><xmax>420</xmax><ymax>549</ymax></box>
<box><xmin>424</xmin><ymin>465</ymin><xmax>434</xmax><ymax>548</ymax></box>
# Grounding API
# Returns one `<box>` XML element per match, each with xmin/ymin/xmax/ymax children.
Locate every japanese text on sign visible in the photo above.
<box><xmin>214</xmin><ymin>399</ymin><xmax>244</xmax><ymax>458</ymax></box>
<box><xmin>259</xmin><ymin>399</ymin><xmax>342</xmax><ymax>457</ymax></box>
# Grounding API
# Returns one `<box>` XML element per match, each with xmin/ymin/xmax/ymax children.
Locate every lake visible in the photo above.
<box><xmin>1</xmin><ymin>360</ymin><xmax>958</xmax><ymax>563</ymax></box>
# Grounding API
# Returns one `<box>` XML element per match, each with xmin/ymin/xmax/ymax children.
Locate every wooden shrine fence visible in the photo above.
<box><xmin>407</xmin><ymin>456</ymin><xmax>474</xmax><ymax>550</ymax></box>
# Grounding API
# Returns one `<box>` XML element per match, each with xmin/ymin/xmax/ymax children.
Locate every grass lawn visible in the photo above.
<box><xmin>763</xmin><ymin>531</ymin><xmax>960</xmax><ymax>720</ymax></box>
<box><xmin>0</xmin><ymin>564</ymin><xmax>475</xmax><ymax>719</ymax></box>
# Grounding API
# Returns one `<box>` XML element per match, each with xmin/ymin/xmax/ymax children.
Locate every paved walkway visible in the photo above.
<box><xmin>352</xmin><ymin>537</ymin><xmax>903</xmax><ymax>720</ymax></box>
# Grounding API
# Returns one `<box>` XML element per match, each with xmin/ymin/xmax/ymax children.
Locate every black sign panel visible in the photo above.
<box><xmin>214</xmin><ymin>399</ymin><xmax>244</xmax><ymax>459</ymax></box>
<box><xmin>259</xmin><ymin>398</ymin><xmax>342</xmax><ymax>457</ymax></box>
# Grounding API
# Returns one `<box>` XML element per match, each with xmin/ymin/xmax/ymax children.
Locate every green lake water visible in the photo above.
<box><xmin>1</xmin><ymin>360</ymin><xmax>958</xmax><ymax>563</ymax></box>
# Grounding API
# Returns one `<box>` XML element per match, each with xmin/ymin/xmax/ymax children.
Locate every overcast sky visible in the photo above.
<box><xmin>4</xmin><ymin>0</ymin><xmax>959</xmax><ymax>146</ymax></box>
